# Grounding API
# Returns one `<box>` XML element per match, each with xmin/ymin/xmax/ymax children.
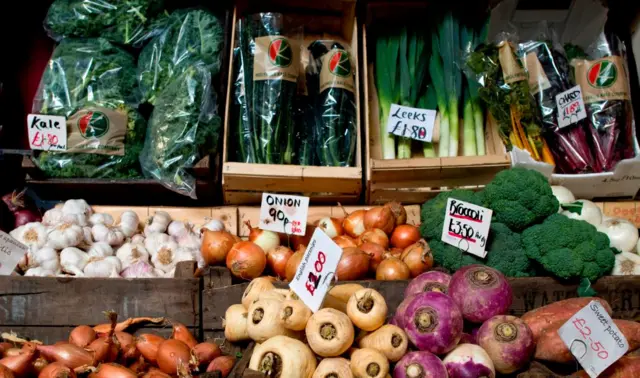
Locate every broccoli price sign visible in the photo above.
<box><xmin>555</xmin><ymin>85</ymin><xmax>587</xmax><ymax>128</ymax></box>
<box><xmin>289</xmin><ymin>228</ymin><xmax>343</xmax><ymax>312</ymax></box>
<box><xmin>259</xmin><ymin>193</ymin><xmax>310</xmax><ymax>236</ymax></box>
<box><xmin>441</xmin><ymin>198</ymin><xmax>492</xmax><ymax>258</ymax></box>
<box><xmin>27</xmin><ymin>114</ymin><xmax>68</xmax><ymax>151</ymax></box>
<box><xmin>386</xmin><ymin>104</ymin><xmax>437</xmax><ymax>142</ymax></box>
<box><xmin>558</xmin><ymin>301</ymin><xmax>628</xmax><ymax>378</ymax></box>
<box><xmin>0</xmin><ymin>231</ymin><xmax>28</xmax><ymax>276</ymax></box>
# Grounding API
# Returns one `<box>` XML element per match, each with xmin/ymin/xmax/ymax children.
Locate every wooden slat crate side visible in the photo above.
<box><xmin>224</xmin><ymin>191</ymin><xmax>359</xmax><ymax>206</ymax></box>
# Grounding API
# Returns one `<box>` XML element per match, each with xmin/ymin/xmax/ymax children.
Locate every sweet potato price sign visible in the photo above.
<box><xmin>259</xmin><ymin>193</ymin><xmax>310</xmax><ymax>236</ymax></box>
<box><xmin>441</xmin><ymin>198</ymin><xmax>492</xmax><ymax>258</ymax></box>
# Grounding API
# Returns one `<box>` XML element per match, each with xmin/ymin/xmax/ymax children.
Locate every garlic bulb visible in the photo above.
<box><xmin>168</xmin><ymin>221</ymin><xmax>193</xmax><ymax>238</ymax></box>
<box><xmin>60</xmin><ymin>247</ymin><xmax>89</xmax><ymax>276</ymax></box>
<box><xmin>48</xmin><ymin>223</ymin><xmax>84</xmax><ymax>249</ymax></box>
<box><xmin>84</xmin><ymin>256</ymin><xmax>122</xmax><ymax>278</ymax></box>
<box><xmin>79</xmin><ymin>226</ymin><xmax>93</xmax><ymax>248</ymax></box>
<box><xmin>42</xmin><ymin>208</ymin><xmax>64</xmax><ymax>226</ymax></box>
<box><xmin>144</xmin><ymin>233</ymin><xmax>173</xmax><ymax>256</ymax></box>
<box><xmin>10</xmin><ymin>222</ymin><xmax>48</xmax><ymax>249</ymax></box>
<box><xmin>116</xmin><ymin>242</ymin><xmax>150</xmax><ymax>269</ymax></box>
<box><xmin>191</xmin><ymin>248</ymin><xmax>206</xmax><ymax>269</ymax></box>
<box><xmin>613</xmin><ymin>252</ymin><xmax>640</xmax><ymax>275</ymax></box>
<box><xmin>144</xmin><ymin>211</ymin><xmax>171</xmax><ymax>236</ymax></box>
<box><xmin>597</xmin><ymin>218</ymin><xmax>639</xmax><ymax>253</ymax></box>
<box><xmin>91</xmin><ymin>224</ymin><xmax>125</xmax><ymax>246</ymax></box>
<box><xmin>561</xmin><ymin>200</ymin><xmax>602</xmax><ymax>227</ymax></box>
<box><xmin>90</xmin><ymin>213</ymin><xmax>114</xmax><ymax>227</ymax></box>
<box><xmin>121</xmin><ymin>261</ymin><xmax>158</xmax><ymax>278</ymax></box>
<box><xmin>87</xmin><ymin>242</ymin><xmax>114</xmax><ymax>258</ymax></box>
<box><xmin>62</xmin><ymin>199</ymin><xmax>92</xmax><ymax>217</ymax></box>
<box><xmin>29</xmin><ymin>247</ymin><xmax>60</xmax><ymax>273</ymax></box>
<box><xmin>131</xmin><ymin>234</ymin><xmax>145</xmax><ymax>244</ymax></box>
<box><xmin>201</xmin><ymin>218</ymin><xmax>225</xmax><ymax>233</ymax></box>
<box><xmin>151</xmin><ymin>246</ymin><xmax>193</xmax><ymax>273</ymax></box>
<box><xmin>175</xmin><ymin>232</ymin><xmax>201</xmax><ymax>250</ymax></box>
<box><xmin>25</xmin><ymin>267</ymin><xmax>56</xmax><ymax>277</ymax></box>
<box><xmin>118</xmin><ymin>211</ymin><xmax>140</xmax><ymax>237</ymax></box>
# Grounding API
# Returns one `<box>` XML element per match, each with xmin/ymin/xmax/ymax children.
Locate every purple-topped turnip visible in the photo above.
<box><xmin>394</xmin><ymin>351</ymin><xmax>448</xmax><ymax>378</ymax></box>
<box><xmin>449</xmin><ymin>265</ymin><xmax>512</xmax><ymax>323</ymax></box>
<box><xmin>477</xmin><ymin>315</ymin><xmax>534</xmax><ymax>374</ymax></box>
<box><xmin>402</xmin><ymin>291</ymin><xmax>463</xmax><ymax>354</ymax></box>
<box><xmin>443</xmin><ymin>344</ymin><xmax>495</xmax><ymax>378</ymax></box>
<box><xmin>404</xmin><ymin>271</ymin><xmax>452</xmax><ymax>297</ymax></box>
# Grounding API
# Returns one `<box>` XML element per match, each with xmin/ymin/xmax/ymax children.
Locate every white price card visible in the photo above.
<box><xmin>441</xmin><ymin>198</ymin><xmax>492</xmax><ymax>258</ymax></box>
<box><xmin>259</xmin><ymin>193</ymin><xmax>310</xmax><ymax>236</ymax></box>
<box><xmin>0</xmin><ymin>231</ymin><xmax>28</xmax><ymax>276</ymax></box>
<box><xmin>556</xmin><ymin>85</ymin><xmax>587</xmax><ymax>128</ymax></box>
<box><xmin>386</xmin><ymin>104</ymin><xmax>437</xmax><ymax>142</ymax></box>
<box><xmin>558</xmin><ymin>301</ymin><xmax>629</xmax><ymax>378</ymax></box>
<box><xmin>27</xmin><ymin>114</ymin><xmax>68</xmax><ymax>152</ymax></box>
<box><xmin>289</xmin><ymin>228</ymin><xmax>343</xmax><ymax>312</ymax></box>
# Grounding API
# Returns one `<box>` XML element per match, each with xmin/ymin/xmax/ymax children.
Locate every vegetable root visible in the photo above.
<box><xmin>350</xmin><ymin>348</ymin><xmax>389</xmax><ymax>378</ymax></box>
<box><xmin>346</xmin><ymin>289</ymin><xmax>387</xmax><ymax>331</ymax></box>
<box><xmin>249</xmin><ymin>336</ymin><xmax>317</xmax><ymax>378</ymax></box>
<box><xmin>359</xmin><ymin>325</ymin><xmax>408</xmax><ymax>362</ymax></box>
<box><xmin>306</xmin><ymin>309</ymin><xmax>354</xmax><ymax>357</ymax></box>
<box><xmin>281</xmin><ymin>300</ymin><xmax>312</xmax><ymax>331</ymax></box>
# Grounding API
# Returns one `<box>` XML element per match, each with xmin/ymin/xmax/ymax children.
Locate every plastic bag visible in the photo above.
<box><xmin>139</xmin><ymin>62</ymin><xmax>221</xmax><ymax>199</ymax></box>
<box><xmin>44</xmin><ymin>0</ymin><xmax>164</xmax><ymax>45</ymax></box>
<box><xmin>31</xmin><ymin>38</ymin><xmax>146</xmax><ymax>178</ymax></box>
<box><xmin>137</xmin><ymin>8</ymin><xmax>224</xmax><ymax>104</ymax></box>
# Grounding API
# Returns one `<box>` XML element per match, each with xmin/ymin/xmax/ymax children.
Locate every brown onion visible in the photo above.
<box><xmin>401</xmin><ymin>239</ymin><xmax>433</xmax><ymax>277</ymax></box>
<box><xmin>171</xmin><ymin>322</ymin><xmax>197</xmax><ymax>349</ymax></box>
<box><xmin>206</xmin><ymin>355</ymin><xmax>236</xmax><ymax>377</ymax></box>
<box><xmin>390</xmin><ymin>224</ymin><xmax>421</xmax><ymax>249</ymax></box>
<box><xmin>389</xmin><ymin>247</ymin><xmax>403</xmax><ymax>259</ymax></box>
<box><xmin>115</xmin><ymin>332</ymin><xmax>138</xmax><ymax>363</ymax></box>
<box><xmin>87</xmin><ymin>336</ymin><xmax>113</xmax><ymax>365</ymax></box>
<box><xmin>376</xmin><ymin>256</ymin><xmax>411</xmax><ymax>280</ymax></box>
<box><xmin>384</xmin><ymin>201</ymin><xmax>407</xmax><ymax>226</ymax></box>
<box><xmin>291</xmin><ymin>226</ymin><xmax>315</xmax><ymax>251</ymax></box>
<box><xmin>336</xmin><ymin>248</ymin><xmax>370</xmax><ymax>281</ymax></box>
<box><xmin>226</xmin><ymin>241</ymin><xmax>266</xmax><ymax>280</ymax></box>
<box><xmin>156</xmin><ymin>339</ymin><xmax>192</xmax><ymax>375</ymax></box>
<box><xmin>88</xmin><ymin>363</ymin><xmax>136</xmax><ymax>378</ymax></box>
<box><xmin>266</xmin><ymin>246</ymin><xmax>294</xmax><ymax>279</ymax></box>
<box><xmin>135</xmin><ymin>334</ymin><xmax>164</xmax><ymax>364</ymax></box>
<box><xmin>0</xmin><ymin>343</ymin><xmax>36</xmax><ymax>376</ymax></box>
<box><xmin>358</xmin><ymin>228</ymin><xmax>389</xmax><ymax>248</ymax></box>
<box><xmin>333</xmin><ymin>235</ymin><xmax>357</xmax><ymax>249</ymax></box>
<box><xmin>359</xmin><ymin>242</ymin><xmax>385</xmax><ymax>272</ymax></box>
<box><xmin>342</xmin><ymin>209</ymin><xmax>366</xmax><ymax>238</ymax></box>
<box><xmin>201</xmin><ymin>230</ymin><xmax>236</xmax><ymax>266</ymax></box>
<box><xmin>127</xmin><ymin>357</ymin><xmax>147</xmax><ymax>374</ymax></box>
<box><xmin>317</xmin><ymin>217</ymin><xmax>344</xmax><ymax>238</ymax></box>
<box><xmin>36</xmin><ymin>343</ymin><xmax>92</xmax><ymax>369</ymax></box>
<box><xmin>285</xmin><ymin>248</ymin><xmax>304</xmax><ymax>282</ymax></box>
<box><xmin>141</xmin><ymin>368</ymin><xmax>171</xmax><ymax>378</ymax></box>
<box><xmin>32</xmin><ymin>357</ymin><xmax>49</xmax><ymax>374</ymax></box>
<box><xmin>3</xmin><ymin>349</ymin><xmax>20</xmax><ymax>357</ymax></box>
<box><xmin>68</xmin><ymin>325</ymin><xmax>96</xmax><ymax>348</ymax></box>
<box><xmin>192</xmin><ymin>342</ymin><xmax>221</xmax><ymax>367</ymax></box>
<box><xmin>0</xmin><ymin>364</ymin><xmax>13</xmax><ymax>378</ymax></box>
<box><xmin>0</xmin><ymin>343</ymin><xmax>13</xmax><ymax>357</ymax></box>
<box><xmin>245</xmin><ymin>221</ymin><xmax>280</xmax><ymax>253</ymax></box>
<box><xmin>38</xmin><ymin>362</ymin><xmax>76</xmax><ymax>378</ymax></box>
<box><xmin>364</xmin><ymin>206</ymin><xmax>395</xmax><ymax>235</ymax></box>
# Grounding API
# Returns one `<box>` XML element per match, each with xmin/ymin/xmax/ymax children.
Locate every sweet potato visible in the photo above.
<box><xmin>574</xmin><ymin>350</ymin><xmax>640</xmax><ymax>378</ymax></box>
<box><xmin>522</xmin><ymin>297</ymin><xmax>612</xmax><ymax>341</ymax></box>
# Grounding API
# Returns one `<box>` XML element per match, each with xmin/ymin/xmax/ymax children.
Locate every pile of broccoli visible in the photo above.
<box><xmin>420</xmin><ymin>168</ymin><xmax>617</xmax><ymax>281</ymax></box>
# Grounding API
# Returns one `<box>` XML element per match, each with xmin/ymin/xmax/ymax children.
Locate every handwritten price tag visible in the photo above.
<box><xmin>441</xmin><ymin>198</ymin><xmax>492</xmax><ymax>258</ymax></box>
<box><xmin>259</xmin><ymin>193</ymin><xmax>309</xmax><ymax>236</ymax></box>
<box><xmin>0</xmin><ymin>231</ymin><xmax>28</xmax><ymax>276</ymax></box>
<box><xmin>27</xmin><ymin>114</ymin><xmax>67</xmax><ymax>152</ymax></box>
<box><xmin>558</xmin><ymin>301</ymin><xmax>628</xmax><ymax>378</ymax></box>
<box><xmin>556</xmin><ymin>85</ymin><xmax>587</xmax><ymax>128</ymax></box>
<box><xmin>289</xmin><ymin>228</ymin><xmax>343</xmax><ymax>312</ymax></box>
<box><xmin>386</xmin><ymin>104</ymin><xmax>437</xmax><ymax>142</ymax></box>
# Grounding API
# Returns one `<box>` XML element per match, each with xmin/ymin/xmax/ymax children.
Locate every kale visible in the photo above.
<box><xmin>44</xmin><ymin>0</ymin><xmax>164</xmax><ymax>45</ymax></box>
<box><xmin>137</xmin><ymin>8</ymin><xmax>224</xmax><ymax>104</ymax></box>
<box><xmin>139</xmin><ymin>62</ymin><xmax>221</xmax><ymax>198</ymax></box>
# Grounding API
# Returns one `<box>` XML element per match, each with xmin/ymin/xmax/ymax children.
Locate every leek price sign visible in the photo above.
<box><xmin>259</xmin><ymin>193</ymin><xmax>310</xmax><ymax>236</ymax></box>
<box><xmin>556</xmin><ymin>85</ymin><xmax>587</xmax><ymax>128</ymax></box>
<box><xmin>386</xmin><ymin>104</ymin><xmax>437</xmax><ymax>142</ymax></box>
<box><xmin>441</xmin><ymin>198</ymin><xmax>492</xmax><ymax>258</ymax></box>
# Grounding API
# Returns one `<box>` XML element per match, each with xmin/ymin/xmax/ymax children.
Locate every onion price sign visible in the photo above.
<box><xmin>555</xmin><ymin>85</ymin><xmax>587</xmax><ymax>128</ymax></box>
<box><xmin>0</xmin><ymin>231</ymin><xmax>28</xmax><ymax>276</ymax></box>
<box><xmin>386</xmin><ymin>104</ymin><xmax>437</xmax><ymax>142</ymax></box>
<box><xmin>441</xmin><ymin>198</ymin><xmax>492</xmax><ymax>258</ymax></box>
<box><xmin>27</xmin><ymin>114</ymin><xmax>68</xmax><ymax>152</ymax></box>
<box><xmin>289</xmin><ymin>228</ymin><xmax>343</xmax><ymax>312</ymax></box>
<box><xmin>259</xmin><ymin>193</ymin><xmax>310</xmax><ymax>236</ymax></box>
<box><xmin>558</xmin><ymin>301</ymin><xmax>628</xmax><ymax>378</ymax></box>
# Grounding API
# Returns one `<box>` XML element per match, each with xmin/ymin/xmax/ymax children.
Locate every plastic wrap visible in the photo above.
<box><xmin>137</xmin><ymin>8</ymin><xmax>224</xmax><ymax>104</ymax></box>
<box><xmin>139</xmin><ymin>62</ymin><xmax>221</xmax><ymax>199</ymax></box>
<box><xmin>44</xmin><ymin>0</ymin><xmax>164</xmax><ymax>45</ymax></box>
<box><xmin>31</xmin><ymin>38</ymin><xmax>145</xmax><ymax>178</ymax></box>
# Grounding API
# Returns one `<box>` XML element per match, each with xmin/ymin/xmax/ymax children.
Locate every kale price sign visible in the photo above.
<box><xmin>27</xmin><ymin>114</ymin><xmax>68</xmax><ymax>152</ymax></box>
<box><xmin>555</xmin><ymin>85</ymin><xmax>587</xmax><ymax>128</ymax></box>
<box><xmin>259</xmin><ymin>193</ymin><xmax>310</xmax><ymax>236</ymax></box>
<box><xmin>386</xmin><ymin>104</ymin><xmax>437</xmax><ymax>142</ymax></box>
<box><xmin>441</xmin><ymin>198</ymin><xmax>492</xmax><ymax>258</ymax></box>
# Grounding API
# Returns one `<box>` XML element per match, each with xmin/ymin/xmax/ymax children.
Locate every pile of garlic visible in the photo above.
<box><xmin>10</xmin><ymin>199</ymin><xmax>225</xmax><ymax>278</ymax></box>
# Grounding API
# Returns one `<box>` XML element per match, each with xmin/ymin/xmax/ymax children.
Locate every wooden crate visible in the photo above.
<box><xmin>221</xmin><ymin>0</ymin><xmax>363</xmax><ymax>205</ymax></box>
<box><xmin>363</xmin><ymin>2</ymin><xmax>511</xmax><ymax>205</ymax></box>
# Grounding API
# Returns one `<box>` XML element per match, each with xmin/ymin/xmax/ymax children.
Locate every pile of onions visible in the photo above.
<box><xmin>201</xmin><ymin>230</ymin><xmax>236</xmax><ymax>266</ymax></box>
<box><xmin>226</xmin><ymin>241</ymin><xmax>266</xmax><ymax>279</ymax></box>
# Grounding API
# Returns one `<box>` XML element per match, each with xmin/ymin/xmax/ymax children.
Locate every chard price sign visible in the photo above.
<box><xmin>259</xmin><ymin>193</ymin><xmax>310</xmax><ymax>236</ymax></box>
<box><xmin>441</xmin><ymin>198</ymin><xmax>492</xmax><ymax>258</ymax></box>
<box><xmin>555</xmin><ymin>85</ymin><xmax>587</xmax><ymax>128</ymax></box>
<box><xmin>386</xmin><ymin>104</ymin><xmax>437</xmax><ymax>142</ymax></box>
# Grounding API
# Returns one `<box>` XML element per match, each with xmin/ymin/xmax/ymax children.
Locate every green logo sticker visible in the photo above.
<box><xmin>268</xmin><ymin>37</ymin><xmax>292</xmax><ymax>68</ymax></box>
<box><xmin>587</xmin><ymin>60</ymin><xmax>618</xmax><ymax>88</ymax></box>
<box><xmin>77</xmin><ymin>110</ymin><xmax>109</xmax><ymax>139</ymax></box>
<box><xmin>329</xmin><ymin>50</ymin><xmax>351</xmax><ymax>77</ymax></box>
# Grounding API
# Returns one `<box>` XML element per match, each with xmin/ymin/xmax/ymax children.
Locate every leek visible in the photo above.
<box><xmin>429</xmin><ymin>35</ymin><xmax>449</xmax><ymax>157</ymax></box>
<box><xmin>461</xmin><ymin>22</ymin><xmax>488</xmax><ymax>156</ymax></box>
<box><xmin>420</xmin><ymin>85</ymin><xmax>438</xmax><ymax>157</ymax></box>
<box><xmin>375</xmin><ymin>32</ymin><xmax>400</xmax><ymax>159</ymax></box>
<box><xmin>438</xmin><ymin>13</ymin><xmax>461</xmax><ymax>157</ymax></box>
<box><xmin>462</xmin><ymin>85</ymin><xmax>476</xmax><ymax>155</ymax></box>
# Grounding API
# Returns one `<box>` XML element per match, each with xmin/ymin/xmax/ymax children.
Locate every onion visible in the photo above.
<box><xmin>156</xmin><ymin>339</ymin><xmax>192</xmax><ymax>375</ymax></box>
<box><xmin>551</xmin><ymin>185</ymin><xmax>575</xmax><ymax>210</ymax></box>
<box><xmin>364</xmin><ymin>206</ymin><xmax>395</xmax><ymax>235</ymax></box>
<box><xmin>477</xmin><ymin>315</ymin><xmax>534</xmax><ymax>374</ymax></box>
<box><xmin>226</xmin><ymin>241</ymin><xmax>266</xmax><ymax>279</ymax></box>
<box><xmin>89</xmin><ymin>363</ymin><xmax>137</xmax><ymax>378</ymax></box>
<box><xmin>285</xmin><ymin>249</ymin><xmax>304</xmax><ymax>281</ymax></box>
<box><xmin>404</xmin><ymin>271</ymin><xmax>452</xmax><ymax>297</ymax></box>
<box><xmin>115</xmin><ymin>332</ymin><xmax>138</xmax><ymax>363</ymax></box>
<box><xmin>400</xmin><ymin>240</ymin><xmax>433</xmax><ymax>277</ymax></box>
<box><xmin>342</xmin><ymin>209</ymin><xmax>366</xmax><ymax>238</ymax></box>
<box><xmin>140</xmin><ymin>368</ymin><xmax>171</xmax><ymax>378</ymax></box>
<box><xmin>449</xmin><ymin>265</ymin><xmax>512</xmax><ymax>323</ymax></box>
<box><xmin>384</xmin><ymin>201</ymin><xmax>407</xmax><ymax>226</ymax></box>
<box><xmin>0</xmin><ymin>364</ymin><xmax>13</xmax><ymax>378</ymax></box>
<box><xmin>561</xmin><ymin>199</ymin><xmax>602</xmax><ymax>226</ymax></box>
<box><xmin>169</xmin><ymin>322</ymin><xmax>197</xmax><ymax>349</ymax></box>
<box><xmin>317</xmin><ymin>217</ymin><xmax>343</xmax><ymax>238</ymax></box>
<box><xmin>336</xmin><ymin>247</ymin><xmax>370</xmax><ymax>281</ymax></box>
<box><xmin>359</xmin><ymin>242</ymin><xmax>385</xmax><ymax>272</ymax></box>
<box><xmin>266</xmin><ymin>246</ymin><xmax>294</xmax><ymax>279</ymax></box>
<box><xmin>201</xmin><ymin>230</ymin><xmax>236</xmax><ymax>266</ymax></box>
<box><xmin>358</xmin><ymin>228</ymin><xmax>389</xmax><ymax>248</ymax></box>
<box><xmin>69</xmin><ymin>325</ymin><xmax>96</xmax><ymax>348</ymax></box>
<box><xmin>443</xmin><ymin>344</ymin><xmax>495</xmax><ymax>378</ymax></box>
<box><xmin>135</xmin><ymin>334</ymin><xmax>164</xmax><ymax>364</ymax></box>
<box><xmin>32</xmin><ymin>357</ymin><xmax>49</xmax><ymax>374</ymax></box>
<box><xmin>87</xmin><ymin>336</ymin><xmax>113</xmax><ymax>365</ymax></box>
<box><xmin>192</xmin><ymin>342</ymin><xmax>221</xmax><ymax>367</ymax></box>
<box><xmin>390</xmin><ymin>225</ymin><xmax>420</xmax><ymax>249</ymax></box>
<box><xmin>207</xmin><ymin>355</ymin><xmax>235</xmax><ymax>377</ymax></box>
<box><xmin>402</xmin><ymin>292</ymin><xmax>463</xmax><ymax>354</ymax></box>
<box><xmin>36</xmin><ymin>343</ymin><xmax>93</xmax><ymax>369</ymax></box>
<box><xmin>597</xmin><ymin>218</ymin><xmax>639</xmax><ymax>253</ymax></box>
<box><xmin>393</xmin><ymin>351</ymin><xmax>447</xmax><ymax>378</ymax></box>
<box><xmin>333</xmin><ymin>235</ymin><xmax>357</xmax><ymax>249</ymax></box>
<box><xmin>291</xmin><ymin>226</ymin><xmax>315</xmax><ymax>250</ymax></box>
<box><xmin>0</xmin><ymin>343</ymin><xmax>36</xmax><ymax>376</ymax></box>
<box><xmin>376</xmin><ymin>256</ymin><xmax>410</xmax><ymax>280</ymax></box>
<box><xmin>38</xmin><ymin>362</ymin><xmax>76</xmax><ymax>378</ymax></box>
<box><xmin>389</xmin><ymin>247</ymin><xmax>403</xmax><ymax>259</ymax></box>
<box><xmin>14</xmin><ymin>210</ymin><xmax>41</xmax><ymax>228</ymax></box>
<box><xmin>0</xmin><ymin>342</ymin><xmax>12</xmax><ymax>356</ymax></box>
<box><xmin>246</xmin><ymin>221</ymin><xmax>280</xmax><ymax>253</ymax></box>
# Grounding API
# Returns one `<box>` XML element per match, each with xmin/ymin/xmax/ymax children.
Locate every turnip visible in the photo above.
<box><xmin>477</xmin><ymin>315</ymin><xmax>534</xmax><ymax>374</ymax></box>
<box><xmin>394</xmin><ymin>351</ymin><xmax>448</xmax><ymax>378</ymax></box>
<box><xmin>449</xmin><ymin>265</ymin><xmax>512</xmax><ymax>323</ymax></box>
<box><xmin>443</xmin><ymin>344</ymin><xmax>495</xmax><ymax>378</ymax></box>
<box><xmin>404</xmin><ymin>271</ymin><xmax>452</xmax><ymax>297</ymax></box>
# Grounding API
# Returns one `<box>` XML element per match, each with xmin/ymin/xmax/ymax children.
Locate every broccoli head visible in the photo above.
<box><xmin>522</xmin><ymin>213</ymin><xmax>615</xmax><ymax>281</ymax></box>
<box><xmin>482</xmin><ymin>168</ymin><xmax>558</xmax><ymax>232</ymax></box>
<box><xmin>420</xmin><ymin>189</ymin><xmax>482</xmax><ymax>240</ymax></box>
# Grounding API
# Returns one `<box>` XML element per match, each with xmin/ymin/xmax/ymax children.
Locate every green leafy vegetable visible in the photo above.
<box><xmin>375</xmin><ymin>30</ymin><xmax>400</xmax><ymax>159</ymax></box>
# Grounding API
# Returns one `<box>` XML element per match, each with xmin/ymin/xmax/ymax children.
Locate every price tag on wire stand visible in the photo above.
<box><xmin>555</xmin><ymin>85</ymin><xmax>587</xmax><ymax>128</ymax></box>
<box><xmin>259</xmin><ymin>193</ymin><xmax>310</xmax><ymax>236</ymax></box>
<box><xmin>441</xmin><ymin>198</ymin><xmax>492</xmax><ymax>258</ymax></box>
<box><xmin>0</xmin><ymin>231</ymin><xmax>28</xmax><ymax>275</ymax></box>
<box><xmin>27</xmin><ymin>114</ymin><xmax>68</xmax><ymax>152</ymax></box>
<box><xmin>386</xmin><ymin>104</ymin><xmax>437</xmax><ymax>142</ymax></box>
<box><xmin>558</xmin><ymin>300</ymin><xmax>628</xmax><ymax>378</ymax></box>
<box><xmin>289</xmin><ymin>228</ymin><xmax>343</xmax><ymax>312</ymax></box>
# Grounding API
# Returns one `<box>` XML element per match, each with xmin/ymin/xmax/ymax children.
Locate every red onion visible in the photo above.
<box><xmin>13</xmin><ymin>210</ymin><xmax>41</xmax><ymax>228</ymax></box>
<box><xmin>393</xmin><ymin>351</ymin><xmax>447</xmax><ymax>378</ymax></box>
<box><xmin>477</xmin><ymin>315</ymin><xmax>534</xmax><ymax>374</ymax></box>
<box><xmin>404</xmin><ymin>271</ymin><xmax>452</xmax><ymax>297</ymax></box>
<box><xmin>443</xmin><ymin>344</ymin><xmax>496</xmax><ymax>378</ymax></box>
<box><xmin>449</xmin><ymin>265</ymin><xmax>512</xmax><ymax>323</ymax></box>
